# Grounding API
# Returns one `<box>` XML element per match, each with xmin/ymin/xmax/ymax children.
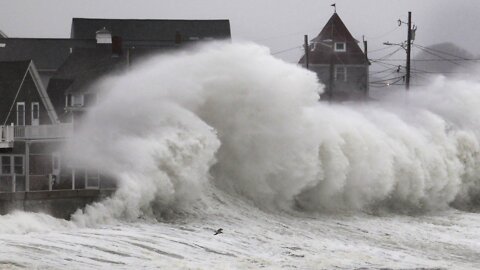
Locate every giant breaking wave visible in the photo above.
<box><xmin>3</xmin><ymin>42</ymin><xmax>480</xmax><ymax>231</ymax></box>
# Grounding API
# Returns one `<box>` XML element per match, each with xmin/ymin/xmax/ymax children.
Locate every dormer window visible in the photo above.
<box><xmin>334</xmin><ymin>42</ymin><xmax>346</xmax><ymax>52</ymax></box>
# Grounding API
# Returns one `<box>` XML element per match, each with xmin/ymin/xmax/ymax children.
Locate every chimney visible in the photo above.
<box><xmin>112</xmin><ymin>36</ymin><xmax>122</xmax><ymax>56</ymax></box>
<box><xmin>96</xmin><ymin>27</ymin><xmax>112</xmax><ymax>44</ymax></box>
<box><xmin>175</xmin><ymin>30</ymin><xmax>182</xmax><ymax>44</ymax></box>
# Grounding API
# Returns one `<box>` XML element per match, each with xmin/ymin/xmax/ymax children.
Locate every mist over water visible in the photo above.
<box><xmin>62</xmin><ymin>41</ymin><xmax>480</xmax><ymax>224</ymax></box>
<box><xmin>2</xmin><ymin>42</ymin><xmax>480</xmax><ymax>269</ymax></box>
<box><xmin>2</xmin><ymin>42</ymin><xmax>480</xmax><ymax>230</ymax></box>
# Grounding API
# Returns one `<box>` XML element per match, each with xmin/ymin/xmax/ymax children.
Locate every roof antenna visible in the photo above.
<box><xmin>331</xmin><ymin>3</ymin><xmax>336</xmax><ymax>13</ymax></box>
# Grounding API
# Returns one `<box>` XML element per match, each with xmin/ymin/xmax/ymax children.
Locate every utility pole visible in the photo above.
<box><xmin>406</xmin><ymin>11</ymin><xmax>412</xmax><ymax>90</ymax></box>
<box><xmin>304</xmin><ymin>35</ymin><xmax>309</xmax><ymax>69</ymax></box>
<box><xmin>363</xmin><ymin>37</ymin><xmax>369</xmax><ymax>97</ymax></box>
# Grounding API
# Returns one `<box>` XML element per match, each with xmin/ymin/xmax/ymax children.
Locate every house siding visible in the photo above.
<box><xmin>2</xmin><ymin>72</ymin><xmax>52</xmax><ymax>126</ymax></box>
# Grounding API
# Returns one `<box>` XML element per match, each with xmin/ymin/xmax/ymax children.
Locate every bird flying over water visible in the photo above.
<box><xmin>214</xmin><ymin>228</ymin><xmax>223</xmax><ymax>235</ymax></box>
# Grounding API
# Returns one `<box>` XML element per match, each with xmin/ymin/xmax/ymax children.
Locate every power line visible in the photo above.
<box><xmin>414</xmin><ymin>44</ymin><xmax>470</xmax><ymax>60</ymax></box>
<box><xmin>372</xmin><ymin>58</ymin><xmax>480</xmax><ymax>62</ymax></box>
<box><xmin>374</xmin><ymin>46</ymin><xmax>404</xmax><ymax>61</ymax></box>
<box><xmin>413</xmin><ymin>45</ymin><xmax>465</xmax><ymax>68</ymax></box>
<box><xmin>370</xmin><ymin>75</ymin><xmax>405</xmax><ymax>84</ymax></box>
<box><xmin>365</xmin><ymin>25</ymin><xmax>402</xmax><ymax>40</ymax></box>
<box><xmin>271</xmin><ymin>45</ymin><xmax>302</xmax><ymax>55</ymax></box>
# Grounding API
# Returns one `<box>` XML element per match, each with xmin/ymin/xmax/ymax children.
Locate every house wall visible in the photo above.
<box><xmin>2</xmin><ymin>73</ymin><xmax>52</xmax><ymax>126</ymax></box>
<box><xmin>309</xmin><ymin>64</ymin><xmax>369</xmax><ymax>101</ymax></box>
<box><xmin>0</xmin><ymin>141</ymin><xmax>63</xmax><ymax>192</ymax></box>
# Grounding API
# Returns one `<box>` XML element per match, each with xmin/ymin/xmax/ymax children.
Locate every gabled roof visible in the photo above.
<box><xmin>299</xmin><ymin>13</ymin><xmax>368</xmax><ymax>65</ymax></box>
<box><xmin>71</xmin><ymin>18</ymin><xmax>231</xmax><ymax>41</ymax></box>
<box><xmin>0</xmin><ymin>30</ymin><xmax>7</xmax><ymax>38</ymax></box>
<box><xmin>0</xmin><ymin>60</ymin><xmax>30</xmax><ymax>95</ymax></box>
<box><xmin>0</xmin><ymin>60</ymin><xmax>59</xmax><ymax>124</ymax></box>
<box><xmin>0</xmin><ymin>38</ymin><xmax>96</xmax><ymax>71</ymax></box>
<box><xmin>46</xmin><ymin>47</ymin><xmax>128</xmax><ymax>117</ymax></box>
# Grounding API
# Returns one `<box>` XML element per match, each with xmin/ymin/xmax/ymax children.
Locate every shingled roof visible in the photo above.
<box><xmin>0</xmin><ymin>38</ymin><xmax>96</xmax><ymax>71</ymax></box>
<box><xmin>0</xmin><ymin>60</ymin><xmax>30</xmax><ymax>94</ymax></box>
<box><xmin>0</xmin><ymin>60</ymin><xmax>58</xmax><ymax>124</ymax></box>
<box><xmin>299</xmin><ymin>13</ymin><xmax>368</xmax><ymax>65</ymax></box>
<box><xmin>71</xmin><ymin>18</ymin><xmax>231</xmax><ymax>41</ymax></box>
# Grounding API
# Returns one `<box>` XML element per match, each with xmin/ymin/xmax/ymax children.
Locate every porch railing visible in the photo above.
<box><xmin>0</xmin><ymin>125</ymin><xmax>14</xmax><ymax>148</ymax></box>
<box><xmin>14</xmin><ymin>124</ymin><xmax>73</xmax><ymax>140</ymax></box>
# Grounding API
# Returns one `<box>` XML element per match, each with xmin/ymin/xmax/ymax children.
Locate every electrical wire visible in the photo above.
<box><xmin>271</xmin><ymin>45</ymin><xmax>302</xmax><ymax>55</ymax></box>
<box><xmin>414</xmin><ymin>44</ymin><xmax>470</xmax><ymax>60</ymax></box>
<box><xmin>413</xmin><ymin>45</ymin><xmax>465</xmax><ymax>68</ymax></box>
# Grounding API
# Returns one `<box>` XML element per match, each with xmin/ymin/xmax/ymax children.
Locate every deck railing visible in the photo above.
<box><xmin>14</xmin><ymin>124</ymin><xmax>73</xmax><ymax>140</ymax></box>
<box><xmin>0</xmin><ymin>125</ymin><xmax>14</xmax><ymax>148</ymax></box>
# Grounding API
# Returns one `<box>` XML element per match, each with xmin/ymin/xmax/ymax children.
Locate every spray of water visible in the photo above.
<box><xmin>2</xmin><ymin>42</ymin><xmax>480</xmax><ymax>231</ymax></box>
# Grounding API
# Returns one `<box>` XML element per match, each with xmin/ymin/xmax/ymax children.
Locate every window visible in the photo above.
<box><xmin>32</xmin><ymin>102</ymin><xmax>39</xmax><ymax>120</ymax></box>
<box><xmin>14</xmin><ymin>156</ymin><xmax>23</xmax><ymax>175</ymax></box>
<box><xmin>16</xmin><ymin>102</ymin><xmax>25</xmax><ymax>126</ymax></box>
<box><xmin>71</xmin><ymin>94</ymin><xmax>84</xmax><ymax>107</ymax></box>
<box><xmin>1</xmin><ymin>156</ymin><xmax>11</xmax><ymax>175</ymax></box>
<box><xmin>334</xmin><ymin>42</ymin><xmax>346</xmax><ymax>52</ymax></box>
<box><xmin>52</xmin><ymin>155</ymin><xmax>59</xmax><ymax>171</ymax></box>
<box><xmin>32</xmin><ymin>102</ymin><xmax>40</xmax><ymax>125</ymax></box>
<box><xmin>335</xmin><ymin>66</ymin><xmax>347</xmax><ymax>82</ymax></box>
<box><xmin>0</xmin><ymin>156</ymin><xmax>24</xmax><ymax>175</ymax></box>
<box><xmin>86</xmin><ymin>169</ymin><xmax>100</xmax><ymax>189</ymax></box>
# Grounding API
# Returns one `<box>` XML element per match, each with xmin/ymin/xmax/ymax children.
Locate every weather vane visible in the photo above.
<box><xmin>331</xmin><ymin>3</ymin><xmax>336</xmax><ymax>13</ymax></box>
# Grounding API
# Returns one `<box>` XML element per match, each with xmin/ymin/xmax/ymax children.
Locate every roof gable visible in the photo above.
<box><xmin>299</xmin><ymin>13</ymin><xmax>368</xmax><ymax>65</ymax></box>
<box><xmin>71</xmin><ymin>18</ymin><xmax>231</xmax><ymax>41</ymax></box>
<box><xmin>0</xmin><ymin>60</ymin><xmax>30</xmax><ymax>94</ymax></box>
<box><xmin>315</xmin><ymin>13</ymin><xmax>357</xmax><ymax>44</ymax></box>
<box><xmin>0</xmin><ymin>60</ymin><xmax>59</xmax><ymax>124</ymax></box>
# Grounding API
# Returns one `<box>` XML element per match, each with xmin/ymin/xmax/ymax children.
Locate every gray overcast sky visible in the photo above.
<box><xmin>0</xmin><ymin>0</ymin><xmax>479</xmax><ymax>63</ymax></box>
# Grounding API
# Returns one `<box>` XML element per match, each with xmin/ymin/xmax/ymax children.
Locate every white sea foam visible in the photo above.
<box><xmin>2</xmin><ymin>41</ymin><xmax>480</xmax><ymax>226</ymax></box>
<box><xmin>1</xmin><ymin>42</ymin><xmax>480</xmax><ymax>269</ymax></box>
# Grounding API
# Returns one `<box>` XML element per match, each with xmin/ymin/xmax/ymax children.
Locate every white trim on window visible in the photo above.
<box><xmin>0</xmin><ymin>155</ymin><xmax>12</xmax><ymax>175</ymax></box>
<box><xmin>71</xmin><ymin>94</ymin><xmax>84</xmax><ymax>107</ymax></box>
<box><xmin>16</xmin><ymin>102</ymin><xmax>25</xmax><ymax>126</ymax></box>
<box><xmin>31</xmin><ymin>102</ymin><xmax>40</xmax><ymax>125</ymax></box>
<box><xmin>0</xmin><ymin>155</ymin><xmax>24</xmax><ymax>175</ymax></box>
<box><xmin>334</xmin><ymin>42</ymin><xmax>346</xmax><ymax>52</ymax></box>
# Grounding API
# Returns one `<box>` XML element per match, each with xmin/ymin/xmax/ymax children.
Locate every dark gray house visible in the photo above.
<box><xmin>71</xmin><ymin>18</ymin><xmax>231</xmax><ymax>42</ymax></box>
<box><xmin>0</xmin><ymin>38</ymin><xmax>97</xmax><ymax>86</ymax></box>
<box><xmin>0</xmin><ymin>60</ymin><xmax>69</xmax><ymax>192</ymax></box>
<box><xmin>46</xmin><ymin>18</ymin><xmax>230</xmax><ymax>123</ymax></box>
<box><xmin>0</xmin><ymin>18</ymin><xmax>231</xmax><ymax>194</ymax></box>
<box><xmin>299</xmin><ymin>13</ymin><xmax>370</xmax><ymax>101</ymax></box>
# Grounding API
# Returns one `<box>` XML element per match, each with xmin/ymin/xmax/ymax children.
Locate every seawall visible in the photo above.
<box><xmin>0</xmin><ymin>189</ymin><xmax>115</xmax><ymax>219</ymax></box>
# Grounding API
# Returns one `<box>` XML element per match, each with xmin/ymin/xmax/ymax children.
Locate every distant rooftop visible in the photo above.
<box><xmin>0</xmin><ymin>38</ymin><xmax>96</xmax><ymax>70</ymax></box>
<box><xmin>71</xmin><ymin>18</ymin><xmax>231</xmax><ymax>41</ymax></box>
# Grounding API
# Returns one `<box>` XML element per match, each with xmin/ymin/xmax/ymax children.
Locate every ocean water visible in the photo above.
<box><xmin>0</xmin><ymin>42</ymin><xmax>479</xmax><ymax>269</ymax></box>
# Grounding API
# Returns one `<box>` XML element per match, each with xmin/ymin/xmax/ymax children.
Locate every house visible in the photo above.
<box><xmin>0</xmin><ymin>18</ymin><xmax>231</xmax><ymax>197</ymax></box>
<box><xmin>70</xmin><ymin>18</ymin><xmax>231</xmax><ymax>42</ymax></box>
<box><xmin>48</xmin><ymin>18</ymin><xmax>231</xmax><ymax>124</ymax></box>
<box><xmin>0</xmin><ymin>60</ymin><xmax>71</xmax><ymax>192</ymax></box>
<box><xmin>0</xmin><ymin>38</ymin><xmax>97</xmax><ymax>86</ymax></box>
<box><xmin>299</xmin><ymin>12</ymin><xmax>369</xmax><ymax>101</ymax></box>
